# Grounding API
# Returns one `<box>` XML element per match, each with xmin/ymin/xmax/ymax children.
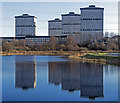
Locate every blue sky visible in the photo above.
<box><xmin>1</xmin><ymin>2</ymin><xmax>118</xmax><ymax>37</ymax></box>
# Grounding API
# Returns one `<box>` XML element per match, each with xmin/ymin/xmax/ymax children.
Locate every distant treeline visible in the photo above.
<box><xmin>2</xmin><ymin>36</ymin><xmax>120</xmax><ymax>52</ymax></box>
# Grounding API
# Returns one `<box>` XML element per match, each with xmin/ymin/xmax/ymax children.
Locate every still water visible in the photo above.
<box><xmin>2</xmin><ymin>55</ymin><xmax>120</xmax><ymax>101</ymax></box>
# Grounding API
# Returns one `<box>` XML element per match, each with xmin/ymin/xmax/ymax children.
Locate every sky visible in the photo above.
<box><xmin>1</xmin><ymin>1</ymin><xmax>119</xmax><ymax>37</ymax></box>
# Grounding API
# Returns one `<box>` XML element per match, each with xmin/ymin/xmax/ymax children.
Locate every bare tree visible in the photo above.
<box><xmin>66</xmin><ymin>37</ymin><xmax>79</xmax><ymax>51</ymax></box>
<box><xmin>50</xmin><ymin>36</ymin><xmax>57</xmax><ymax>51</ymax></box>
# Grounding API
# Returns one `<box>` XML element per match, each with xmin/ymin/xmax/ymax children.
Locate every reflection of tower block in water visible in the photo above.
<box><xmin>15</xmin><ymin>61</ymin><xmax>36</xmax><ymax>90</ymax></box>
<box><xmin>80</xmin><ymin>63</ymin><xmax>104</xmax><ymax>99</ymax></box>
<box><xmin>118</xmin><ymin>67</ymin><xmax>120</xmax><ymax>102</ymax></box>
<box><xmin>48</xmin><ymin>62</ymin><xmax>62</xmax><ymax>85</ymax></box>
<box><xmin>80</xmin><ymin>86</ymin><xmax>103</xmax><ymax>100</ymax></box>
<box><xmin>61</xmin><ymin>62</ymin><xmax>81</xmax><ymax>92</ymax></box>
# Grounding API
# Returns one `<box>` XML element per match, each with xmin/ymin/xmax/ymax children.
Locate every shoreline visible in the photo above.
<box><xmin>68</xmin><ymin>53</ymin><xmax>120</xmax><ymax>66</ymax></box>
<box><xmin>1</xmin><ymin>51</ymin><xmax>120</xmax><ymax>66</ymax></box>
<box><xmin>1</xmin><ymin>50</ymin><xmax>119</xmax><ymax>56</ymax></box>
<box><xmin>1</xmin><ymin>51</ymin><xmax>83</xmax><ymax>56</ymax></box>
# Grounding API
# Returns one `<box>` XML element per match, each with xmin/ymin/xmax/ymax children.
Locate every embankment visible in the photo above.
<box><xmin>68</xmin><ymin>53</ymin><xmax>120</xmax><ymax>66</ymax></box>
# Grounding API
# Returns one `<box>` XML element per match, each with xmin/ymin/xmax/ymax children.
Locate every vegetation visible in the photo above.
<box><xmin>82</xmin><ymin>53</ymin><xmax>118</xmax><ymax>61</ymax></box>
<box><xmin>66</xmin><ymin>37</ymin><xmax>79</xmax><ymax>51</ymax></box>
<box><xmin>1</xmin><ymin>36</ymin><xmax>120</xmax><ymax>53</ymax></box>
<box><xmin>1</xmin><ymin>36</ymin><xmax>80</xmax><ymax>52</ymax></box>
<box><xmin>69</xmin><ymin>53</ymin><xmax>120</xmax><ymax>66</ymax></box>
<box><xmin>1</xmin><ymin>35</ymin><xmax>120</xmax><ymax>66</ymax></box>
<box><xmin>1</xmin><ymin>36</ymin><xmax>120</xmax><ymax>66</ymax></box>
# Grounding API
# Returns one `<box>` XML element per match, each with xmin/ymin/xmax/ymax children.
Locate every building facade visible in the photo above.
<box><xmin>61</xmin><ymin>12</ymin><xmax>81</xmax><ymax>35</ymax></box>
<box><xmin>80</xmin><ymin>5</ymin><xmax>104</xmax><ymax>42</ymax></box>
<box><xmin>48</xmin><ymin>5</ymin><xmax>104</xmax><ymax>43</ymax></box>
<box><xmin>25</xmin><ymin>35</ymin><xmax>67</xmax><ymax>45</ymax></box>
<box><xmin>15</xmin><ymin>14</ymin><xmax>37</xmax><ymax>37</ymax></box>
<box><xmin>1</xmin><ymin>5</ymin><xmax>104</xmax><ymax>45</ymax></box>
<box><xmin>48</xmin><ymin>18</ymin><xmax>62</xmax><ymax>36</ymax></box>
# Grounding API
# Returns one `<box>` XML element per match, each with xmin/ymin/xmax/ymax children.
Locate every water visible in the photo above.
<box><xmin>106</xmin><ymin>53</ymin><xmax>120</xmax><ymax>57</ymax></box>
<box><xmin>2</xmin><ymin>55</ymin><xmax>120</xmax><ymax>101</ymax></box>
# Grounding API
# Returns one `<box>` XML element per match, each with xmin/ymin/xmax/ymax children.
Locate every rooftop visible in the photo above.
<box><xmin>48</xmin><ymin>18</ymin><xmax>62</xmax><ymax>22</ymax></box>
<box><xmin>80</xmin><ymin>5</ymin><xmax>104</xmax><ymax>10</ymax></box>
<box><xmin>15</xmin><ymin>14</ymin><xmax>37</xmax><ymax>18</ymax></box>
<box><xmin>0</xmin><ymin>35</ymin><xmax>67</xmax><ymax>39</ymax></box>
<box><xmin>62</xmin><ymin>12</ymin><xmax>80</xmax><ymax>16</ymax></box>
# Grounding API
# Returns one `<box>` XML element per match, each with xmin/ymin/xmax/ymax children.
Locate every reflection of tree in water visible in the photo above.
<box><xmin>48</xmin><ymin>61</ymin><xmax>104</xmax><ymax>100</ymax></box>
<box><xmin>15</xmin><ymin>61</ymin><xmax>36</xmax><ymax>90</ymax></box>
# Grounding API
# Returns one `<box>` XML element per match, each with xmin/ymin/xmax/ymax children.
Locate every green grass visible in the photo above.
<box><xmin>69</xmin><ymin>52</ymin><xmax>120</xmax><ymax>66</ymax></box>
<box><xmin>87</xmin><ymin>53</ymin><xmax>117</xmax><ymax>57</ymax></box>
<box><xmin>82</xmin><ymin>53</ymin><xmax>118</xmax><ymax>60</ymax></box>
<box><xmin>88</xmin><ymin>53</ymin><xmax>107</xmax><ymax>56</ymax></box>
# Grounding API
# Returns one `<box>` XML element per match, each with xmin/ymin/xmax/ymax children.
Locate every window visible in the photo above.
<box><xmin>81</xmin><ymin>29</ymin><xmax>101</xmax><ymax>31</ymax></box>
<box><xmin>62</xmin><ymin>23</ymin><xmax>80</xmax><ymax>25</ymax></box>
<box><xmin>81</xmin><ymin>18</ymin><xmax>102</xmax><ymax>20</ymax></box>
<box><xmin>49</xmin><ymin>28</ymin><xmax>62</xmax><ymax>30</ymax></box>
<box><xmin>16</xmin><ymin>25</ymin><xmax>36</xmax><ymax>27</ymax></box>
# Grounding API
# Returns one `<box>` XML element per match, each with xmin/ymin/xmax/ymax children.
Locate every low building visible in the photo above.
<box><xmin>0</xmin><ymin>37</ymin><xmax>26</xmax><ymax>42</ymax></box>
<box><xmin>0</xmin><ymin>35</ymin><xmax>67</xmax><ymax>45</ymax></box>
<box><xmin>25</xmin><ymin>35</ymin><xmax>67</xmax><ymax>45</ymax></box>
<box><xmin>25</xmin><ymin>36</ymin><xmax>51</xmax><ymax>45</ymax></box>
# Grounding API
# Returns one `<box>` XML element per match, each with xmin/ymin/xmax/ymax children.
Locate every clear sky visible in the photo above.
<box><xmin>1</xmin><ymin>1</ymin><xmax>118</xmax><ymax>37</ymax></box>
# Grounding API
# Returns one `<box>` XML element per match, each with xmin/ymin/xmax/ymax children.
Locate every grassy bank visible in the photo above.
<box><xmin>1</xmin><ymin>50</ymin><xmax>120</xmax><ymax>66</ymax></box>
<box><xmin>1</xmin><ymin>50</ymin><xmax>119</xmax><ymax>56</ymax></box>
<box><xmin>69</xmin><ymin>52</ymin><xmax>120</xmax><ymax>66</ymax></box>
<box><xmin>1</xmin><ymin>51</ymin><xmax>83</xmax><ymax>56</ymax></box>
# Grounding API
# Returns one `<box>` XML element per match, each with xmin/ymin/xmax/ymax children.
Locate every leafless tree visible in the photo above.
<box><xmin>66</xmin><ymin>37</ymin><xmax>79</xmax><ymax>51</ymax></box>
<box><xmin>50</xmin><ymin>36</ymin><xmax>57</xmax><ymax>51</ymax></box>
